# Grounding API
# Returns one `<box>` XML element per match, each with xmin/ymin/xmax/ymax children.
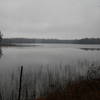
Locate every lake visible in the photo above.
<box><xmin>0</xmin><ymin>44</ymin><xmax>100</xmax><ymax>75</ymax></box>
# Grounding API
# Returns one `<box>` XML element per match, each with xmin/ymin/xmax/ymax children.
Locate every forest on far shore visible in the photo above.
<box><xmin>1</xmin><ymin>38</ymin><xmax>100</xmax><ymax>44</ymax></box>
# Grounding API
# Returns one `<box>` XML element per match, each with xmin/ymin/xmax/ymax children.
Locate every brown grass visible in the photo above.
<box><xmin>36</xmin><ymin>79</ymin><xmax>100</xmax><ymax>100</ymax></box>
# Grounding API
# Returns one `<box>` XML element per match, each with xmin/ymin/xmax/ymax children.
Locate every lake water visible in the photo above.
<box><xmin>0</xmin><ymin>44</ymin><xmax>100</xmax><ymax>75</ymax></box>
<box><xmin>0</xmin><ymin>44</ymin><xmax>100</xmax><ymax>70</ymax></box>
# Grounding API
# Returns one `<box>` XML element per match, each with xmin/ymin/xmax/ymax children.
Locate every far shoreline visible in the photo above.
<box><xmin>1</xmin><ymin>38</ymin><xmax>100</xmax><ymax>45</ymax></box>
<box><xmin>0</xmin><ymin>43</ymin><xmax>40</xmax><ymax>47</ymax></box>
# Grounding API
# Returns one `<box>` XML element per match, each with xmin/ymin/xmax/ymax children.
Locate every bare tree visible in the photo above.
<box><xmin>0</xmin><ymin>31</ymin><xmax>2</xmax><ymax>43</ymax></box>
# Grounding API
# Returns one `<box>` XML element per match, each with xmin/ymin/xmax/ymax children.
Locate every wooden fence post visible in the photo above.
<box><xmin>18</xmin><ymin>66</ymin><xmax>23</xmax><ymax>100</ymax></box>
<box><xmin>0</xmin><ymin>92</ymin><xmax>2</xmax><ymax>100</ymax></box>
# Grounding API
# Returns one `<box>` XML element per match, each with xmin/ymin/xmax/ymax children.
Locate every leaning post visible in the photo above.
<box><xmin>18</xmin><ymin>66</ymin><xmax>23</xmax><ymax>100</ymax></box>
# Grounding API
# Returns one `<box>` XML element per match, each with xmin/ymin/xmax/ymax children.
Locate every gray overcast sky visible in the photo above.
<box><xmin>0</xmin><ymin>0</ymin><xmax>100</xmax><ymax>39</ymax></box>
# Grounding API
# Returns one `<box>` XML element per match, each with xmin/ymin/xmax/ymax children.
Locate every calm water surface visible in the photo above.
<box><xmin>0</xmin><ymin>44</ymin><xmax>100</xmax><ymax>75</ymax></box>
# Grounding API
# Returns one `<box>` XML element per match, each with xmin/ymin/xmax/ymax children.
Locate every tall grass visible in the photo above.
<box><xmin>0</xmin><ymin>61</ymin><xmax>100</xmax><ymax>100</ymax></box>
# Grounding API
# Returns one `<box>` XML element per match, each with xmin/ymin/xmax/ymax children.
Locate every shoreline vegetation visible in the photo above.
<box><xmin>1</xmin><ymin>38</ymin><xmax>100</xmax><ymax>45</ymax></box>
<box><xmin>36</xmin><ymin>79</ymin><xmax>100</xmax><ymax>100</ymax></box>
<box><xmin>0</xmin><ymin>43</ymin><xmax>40</xmax><ymax>47</ymax></box>
<box><xmin>0</xmin><ymin>38</ymin><xmax>100</xmax><ymax>48</ymax></box>
<box><xmin>0</xmin><ymin>61</ymin><xmax>100</xmax><ymax>100</ymax></box>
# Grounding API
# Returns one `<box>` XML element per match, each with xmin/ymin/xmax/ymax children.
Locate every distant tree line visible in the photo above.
<box><xmin>1</xmin><ymin>38</ymin><xmax>100</xmax><ymax>44</ymax></box>
<box><xmin>76</xmin><ymin>38</ymin><xmax>100</xmax><ymax>44</ymax></box>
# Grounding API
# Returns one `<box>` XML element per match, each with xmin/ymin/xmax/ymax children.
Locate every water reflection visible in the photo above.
<box><xmin>80</xmin><ymin>48</ymin><xmax>100</xmax><ymax>51</ymax></box>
